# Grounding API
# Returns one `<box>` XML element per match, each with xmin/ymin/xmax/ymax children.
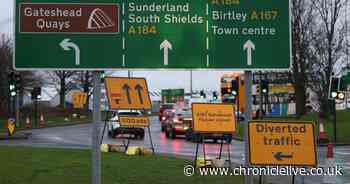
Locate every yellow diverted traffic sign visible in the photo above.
<box><xmin>119</xmin><ymin>116</ymin><xmax>150</xmax><ymax>127</ymax></box>
<box><xmin>248</xmin><ymin>121</ymin><xmax>317</xmax><ymax>166</ymax></box>
<box><xmin>192</xmin><ymin>103</ymin><xmax>236</xmax><ymax>133</ymax></box>
<box><xmin>72</xmin><ymin>92</ymin><xmax>88</xmax><ymax>109</ymax></box>
<box><xmin>105</xmin><ymin>77</ymin><xmax>151</xmax><ymax>110</ymax></box>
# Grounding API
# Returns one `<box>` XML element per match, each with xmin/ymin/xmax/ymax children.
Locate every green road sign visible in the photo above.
<box><xmin>14</xmin><ymin>0</ymin><xmax>290</xmax><ymax>70</ymax></box>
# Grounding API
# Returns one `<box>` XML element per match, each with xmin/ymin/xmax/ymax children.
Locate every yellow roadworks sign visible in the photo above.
<box><xmin>192</xmin><ymin>103</ymin><xmax>236</xmax><ymax>133</ymax></box>
<box><xmin>72</xmin><ymin>92</ymin><xmax>88</xmax><ymax>109</ymax></box>
<box><xmin>119</xmin><ymin>116</ymin><xmax>150</xmax><ymax>127</ymax></box>
<box><xmin>7</xmin><ymin>119</ymin><xmax>16</xmax><ymax>136</ymax></box>
<box><xmin>248</xmin><ymin>121</ymin><xmax>317</xmax><ymax>166</ymax></box>
<box><xmin>105</xmin><ymin>77</ymin><xmax>151</xmax><ymax>110</ymax></box>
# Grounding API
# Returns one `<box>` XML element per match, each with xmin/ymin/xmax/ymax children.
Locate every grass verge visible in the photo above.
<box><xmin>0</xmin><ymin>146</ymin><xmax>244</xmax><ymax>184</ymax></box>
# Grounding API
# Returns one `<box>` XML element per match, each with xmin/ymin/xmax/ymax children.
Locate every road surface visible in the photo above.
<box><xmin>1</xmin><ymin>116</ymin><xmax>349</xmax><ymax>183</ymax></box>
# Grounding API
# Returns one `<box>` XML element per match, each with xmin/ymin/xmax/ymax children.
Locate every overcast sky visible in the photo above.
<box><xmin>0</xmin><ymin>0</ymin><xmax>230</xmax><ymax>92</ymax></box>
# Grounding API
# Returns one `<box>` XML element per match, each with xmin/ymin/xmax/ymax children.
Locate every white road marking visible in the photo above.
<box><xmin>335</xmin><ymin>151</ymin><xmax>350</xmax><ymax>155</ymax></box>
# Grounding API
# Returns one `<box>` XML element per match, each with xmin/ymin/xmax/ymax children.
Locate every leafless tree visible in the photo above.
<box><xmin>291</xmin><ymin>0</ymin><xmax>318</xmax><ymax>117</ymax></box>
<box><xmin>46</xmin><ymin>71</ymin><xmax>77</xmax><ymax>109</ymax></box>
<box><xmin>0</xmin><ymin>34</ymin><xmax>12</xmax><ymax>113</ymax></box>
<box><xmin>309</xmin><ymin>0</ymin><xmax>347</xmax><ymax>113</ymax></box>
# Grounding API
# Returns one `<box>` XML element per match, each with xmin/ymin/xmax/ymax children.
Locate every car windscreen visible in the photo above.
<box><xmin>118</xmin><ymin>112</ymin><xmax>140</xmax><ymax>116</ymax></box>
<box><xmin>161</xmin><ymin>104</ymin><xmax>174</xmax><ymax>109</ymax></box>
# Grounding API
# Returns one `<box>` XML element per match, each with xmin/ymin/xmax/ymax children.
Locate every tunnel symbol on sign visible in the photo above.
<box><xmin>87</xmin><ymin>8</ymin><xmax>115</xmax><ymax>30</ymax></box>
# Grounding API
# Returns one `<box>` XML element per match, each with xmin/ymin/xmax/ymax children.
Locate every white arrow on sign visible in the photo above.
<box><xmin>60</xmin><ymin>38</ymin><xmax>81</xmax><ymax>66</ymax></box>
<box><xmin>160</xmin><ymin>40</ymin><xmax>172</xmax><ymax>66</ymax></box>
<box><xmin>243</xmin><ymin>40</ymin><xmax>255</xmax><ymax>66</ymax></box>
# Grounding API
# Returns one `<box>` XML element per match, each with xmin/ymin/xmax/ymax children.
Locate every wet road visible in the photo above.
<box><xmin>1</xmin><ymin>116</ymin><xmax>350</xmax><ymax>183</ymax></box>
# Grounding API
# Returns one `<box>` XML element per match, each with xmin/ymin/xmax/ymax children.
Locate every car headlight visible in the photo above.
<box><xmin>112</xmin><ymin>123</ymin><xmax>120</xmax><ymax>129</ymax></box>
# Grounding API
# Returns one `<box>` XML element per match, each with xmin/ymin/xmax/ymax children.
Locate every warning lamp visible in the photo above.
<box><xmin>232</xmin><ymin>91</ymin><xmax>237</xmax><ymax>96</ymax></box>
<box><xmin>336</xmin><ymin>92</ymin><xmax>345</xmax><ymax>100</ymax></box>
<box><xmin>331</xmin><ymin>92</ymin><xmax>338</xmax><ymax>99</ymax></box>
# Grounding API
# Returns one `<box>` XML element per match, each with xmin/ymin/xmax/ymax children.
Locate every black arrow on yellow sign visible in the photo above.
<box><xmin>274</xmin><ymin>152</ymin><xmax>293</xmax><ymax>161</ymax></box>
<box><xmin>122</xmin><ymin>84</ymin><xmax>132</xmax><ymax>104</ymax></box>
<box><xmin>135</xmin><ymin>84</ymin><xmax>144</xmax><ymax>104</ymax></box>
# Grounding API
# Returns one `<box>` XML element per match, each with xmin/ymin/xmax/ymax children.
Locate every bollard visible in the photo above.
<box><xmin>318</xmin><ymin>122</ymin><xmax>329</xmax><ymax>144</ymax></box>
<box><xmin>25</xmin><ymin>117</ymin><xmax>32</xmax><ymax>129</ymax></box>
<box><xmin>318</xmin><ymin>112</ymin><xmax>329</xmax><ymax>144</ymax></box>
<box><xmin>323</xmin><ymin>144</ymin><xmax>336</xmax><ymax>184</ymax></box>
<box><xmin>38</xmin><ymin>114</ymin><xmax>45</xmax><ymax>128</ymax></box>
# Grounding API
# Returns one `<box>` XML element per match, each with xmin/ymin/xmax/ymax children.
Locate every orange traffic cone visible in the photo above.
<box><xmin>318</xmin><ymin>122</ymin><xmax>329</xmax><ymax>144</ymax></box>
<box><xmin>323</xmin><ymin>144</ymin><xmax>336</xmax><ymax>184</ymax></box>
<box><xmin>25</xmin><ymin>117</ymin><xmax>32</xmax><ymax>129</ymax></box>
<box><xmin>39</xmin><ymin>114</ymin><xmax>45</xmax><ymax>128</ymax></box>
<box><xmin>318</xmin><ymin>112</ymin><xmax>329</xmax><ymax>144</ymax></box>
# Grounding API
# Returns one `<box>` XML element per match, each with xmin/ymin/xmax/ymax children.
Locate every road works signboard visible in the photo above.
<box><xmin>192</xmin><ymin>103</ymin><xmax>236</xmax><ymax>133</ymax></box>
<box><xmin>248</xmin><ymin>121</ymin><xmax>317</xmax><ymax>166</ymax></box>
<box><xmin>7</xmin><ymin>119</ymin><xmax>16</xmax><ymax>136</ymax></box>
<box><xmin>72</xmin><ymin>92</ymin><xmax>88</xmax><ymax>109</ymax></box>
<box><xmin>119</xmin><ymin>116</ymin><xmax>150</xmax><ymax>127</ymax></box>
<box><xmin>15</xmin><ymin>0</ymin><xmax>290</xmax><ymax>70</ymax></box>
<box><xmin>105</xmin><ymin>77</ymin><xmax>151</xmax><ymax>110</ymax></box>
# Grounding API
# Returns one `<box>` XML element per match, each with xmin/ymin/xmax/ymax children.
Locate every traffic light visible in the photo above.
<box><xmin>200</xmin><ymin>90</ymin><xmax>206</xmax><ymax>98</ymax></box>
<box><xmin>231</xmin><ymin>77</ymin><xmax>239</xmax><ymax>96</ymax></box>
<box><xmin>100</xmin><ymin>71</ymin><xmax>105</xmax><ymax>83</ymax></box>
<box><xmin>261</xmin><ymin>80</ymin><xmax>269</xmax><ymax>95</ymax></box>
<box><xmin>31</xmin><ymin>87</ymin><xmax>41</xmax><ymax>100</ymax></box>
<box><xmin>336</xmin><ymin>91</ymin><xmax>345</xmax><ymax>100</ymax></box>
<box><xmin>15</xmin><ymin>74</ymin><xmax>22</xmax><ymax>90</ymax></box>
<box><xmin>329</xmin><ymin>77</ymin><xmax>346</xmax><ymax>100</ymax></box>
<box><xmin>8</xmin><ymin>72</ymin><xmax>16</xmax><ymax>97</ymax></box>
<box><xmin>213</xmin><ymin>91</ymin><xmax>218</xmax><ymax>100</ymax></box>
<box><xmin>329</xmin><ymin>77</ymin><xmax>340</xmax><ymax>99</ymax></box>
<box><xmin>221</xmin><ymin>87</ymin><xmax>230</xmax><ymax>96</ymax></box>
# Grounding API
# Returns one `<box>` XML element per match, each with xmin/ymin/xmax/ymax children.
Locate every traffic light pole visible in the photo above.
<box><xmin>244</xmin><ymin>71</ymin><xmax>253</xmax><ymax>184</ymax></box>
<box><xmin>259</xmin><ymin>76</ymin><xmax>263</xmax><ymax>119</ymax></box>
<box><xmin>236</xmin><ymin>77</ymin><xmax>240</xmax><ymax>123</ymax></box>
<box><xmin>34</xmin><ymin>99</ymin><xmax>38</xmax><ymax>128</ymax></box>
<box><xmin>333</xmin><ymin>100</ymin><xmax>337</xmax><ymax>143</ymax></box>
<box><xmin>92</xmin><ymin>72</ymin><xmax>101</xmax><ymax>184</ymax></box>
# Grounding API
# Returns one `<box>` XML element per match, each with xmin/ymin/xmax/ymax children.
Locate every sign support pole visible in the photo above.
<box><xmin>100</xmin><ymin>111</ymin><xmax>111</xmax><ymax>144</ymax></box>
<box><xmin>15</xmin><ymin>94</ymin><xmax>20</xmax><ymax>127</ymax></box>
<box><xmin>147</xmin><ymin>124</ymin><xmax>155</xmax><ymax>154</ymax></box>
<box><xmin>190</xmin><ymin>70</ymin><xmax>193</xmax><ymax>98</ymax></box>
<box><xmin>92</xmin><ymin>72</ymin><xmax>101</xmax><ymax>184</ymax></box>
<box><xmin>193</xmin><ymin>134</ymin><xmax>201</xmax><ymax>168</ymax></box>
<box><xmin>244</xmin><ymin>71</ymin><xmax>253</xmax><ymax>184</ymax></box>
